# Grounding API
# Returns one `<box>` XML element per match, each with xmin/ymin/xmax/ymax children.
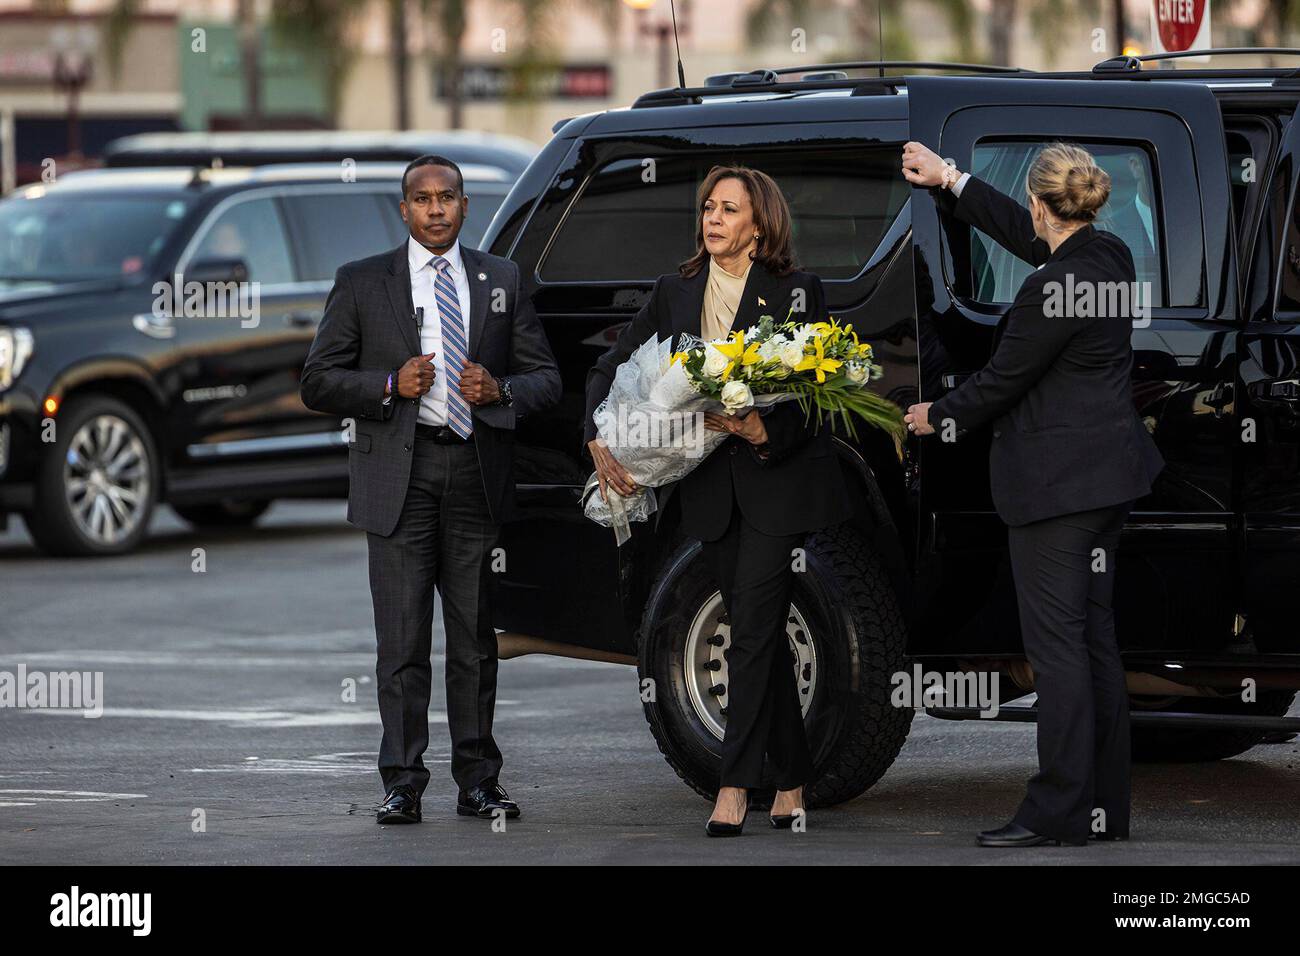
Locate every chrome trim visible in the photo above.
<box><xmin>186</xmin><ymin>429</ymin><xmax>350</xmax><ymax>459</ymax></box>
<box><xmin>131</xmin><ymin>312</ymin><xmax>175</xmax><ymax>339</ymax></box>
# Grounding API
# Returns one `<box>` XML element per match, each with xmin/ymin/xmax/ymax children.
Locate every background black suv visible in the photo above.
<box><xmin>0</xmin><ymin>158</ymin><xmax>515</xmax><ymax>554</ymax></box>
<box><xmin>479</xmin><ymin>56</ymin><xmax>1300</xmax><ymax>806</ymax></box>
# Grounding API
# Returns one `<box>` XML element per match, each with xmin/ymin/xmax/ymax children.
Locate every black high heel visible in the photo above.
<box><xmin>705</xmin><ymin>792</ymin><xmax>749</xmax><ymax>837</ymax></box>
<box><xmin>770</xmin><ymin>788</ymin><xmax>805</xmax><ymax>829</ymax></box>
<box><xmin>705</xmin><ymin>818</ymin><xmax>745</xmax><ymax>837</ymax></box>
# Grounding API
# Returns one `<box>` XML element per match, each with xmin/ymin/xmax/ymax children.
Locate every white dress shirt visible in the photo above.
<box><xmin>1133</xmin><ymin>193</ymin><xmax>1154</xmax><ymax>250</ymax></box>
<box><xmin>385</xmin><ymin>235</ymin><xmax>473</xmax><ymax>426</ymax></box>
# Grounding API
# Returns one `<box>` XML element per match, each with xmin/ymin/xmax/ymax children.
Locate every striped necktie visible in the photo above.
<box><xmin>432</xmin><ymin>256</ymin><xmax>473</xmax><ymax>438</ymax></box>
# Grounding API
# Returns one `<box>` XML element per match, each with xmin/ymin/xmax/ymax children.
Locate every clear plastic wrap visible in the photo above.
<box><xmin>583</xmin><ymin>333</ymin><xmax>796</xmax><ymax>544</ymax></box>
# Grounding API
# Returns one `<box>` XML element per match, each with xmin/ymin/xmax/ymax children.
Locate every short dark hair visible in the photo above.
<box><xmin>401</xmin><ymin>155</ymin><xmax>464</xmax><ymax>199</ymax></box>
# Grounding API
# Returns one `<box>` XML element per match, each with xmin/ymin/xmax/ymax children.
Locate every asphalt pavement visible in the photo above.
<box><xmin>1</xmin><ymin>501</ymin><xmax>1297</xmax><ymax>865</ymax></box>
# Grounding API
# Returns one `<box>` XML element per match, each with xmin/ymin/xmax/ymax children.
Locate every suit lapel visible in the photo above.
<box><xmin>671</xmin><ymin>259</ymin><xmax>779</xmax><ymax>344</ymax></box>
<box><xmin>730</xmin><ymin>263</ymin><xmax>779</xmax><ymax>334</ymax></box>
<box><xmin>671</xmin><ymin>267</ymin><xmax>709</xmax><ymax>343</ymax></box>
<box><xmin>384</xmin><ymin>243</ymin><xmax>419</xmax><ymax>356</ymax></box>
<box><xmin>462</xmin><ymin>246</ymin><xmax>490</xmax><ymax>360</ymax></box>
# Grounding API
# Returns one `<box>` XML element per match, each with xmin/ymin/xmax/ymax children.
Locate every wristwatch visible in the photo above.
<box><xmin>940</xmin><ymin>162</ymin><xmax>961</xmax><ymax>190</ymax></box>
<box><xmin>496</xmin><ymin>376</ymin><xmax>514</xmax><ymax>408</ymax></box>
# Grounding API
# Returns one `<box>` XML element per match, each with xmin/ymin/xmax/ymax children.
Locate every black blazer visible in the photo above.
<box><xmin>583</xmin><ymin>260</ymin><xmax>851</xmax><ymax>542</ymax></box>
<box><xmin>301</xmin><ymin>242</ymin><xmax>561</xmax><ymax>534</ymax></box>
<box><xmin>928</xmin><ymin>175</ymin><xmax>1165</xmax><ymax>526</ymax></box>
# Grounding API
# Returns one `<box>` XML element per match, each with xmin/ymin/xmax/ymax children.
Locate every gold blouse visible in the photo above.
<box><xmin>700</xmin><ymin>255</ymin><xmax>752</xmax><ymax>342</ymax></box>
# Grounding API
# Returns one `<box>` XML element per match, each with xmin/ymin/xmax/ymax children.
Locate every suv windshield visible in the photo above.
<box><xmin>0</xmin><ymin>194</ymin><xmax>190</xmax><ymax>283</ymax></box>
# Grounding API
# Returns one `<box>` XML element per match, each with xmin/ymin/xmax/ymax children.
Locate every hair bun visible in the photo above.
<box><xmin>1027</xmin><ymin>144</ymin><xmax>1111</xmax><ymax>223</ymax></box>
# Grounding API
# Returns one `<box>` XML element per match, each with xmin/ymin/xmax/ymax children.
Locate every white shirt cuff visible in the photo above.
<box><xmin>951</xmin><ymin>171</ymin><xmax>970</xmax><ymax>197</ymax></box>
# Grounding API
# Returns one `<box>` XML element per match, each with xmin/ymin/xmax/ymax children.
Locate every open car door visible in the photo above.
<box><xmin>906</xmin><ymin>74</ymin><xmax>1240</xmax><ymax>660</ymax></box>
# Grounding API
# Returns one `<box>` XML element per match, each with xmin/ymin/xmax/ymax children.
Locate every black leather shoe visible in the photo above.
<box><xmin>977</xmin><ymin>822</ymin><xmax>1087</xmax><ymax>847</ymax></box>
<box><xmin>457</xmin><ymin>782</ymin><xmax>521</xmax><ymax>818</ymax></box>
<box><xmin>377</xmin><ymin>784</ymin><xmax>421</xmax><ymax>824</ymax></box>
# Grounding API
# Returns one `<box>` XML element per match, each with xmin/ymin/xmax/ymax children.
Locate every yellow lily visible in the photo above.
<box><xmin>795</xmin><ymin>335</ymin><xmax>843</xmax><ymax>383</ymax></box>
<box><xmin>713</xmin><ymin>329</ymin><xmax>762</xmax><ymax>380</ymax></box>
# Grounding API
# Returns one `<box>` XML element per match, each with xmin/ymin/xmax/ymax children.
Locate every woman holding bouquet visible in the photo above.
<box><xmin>583</xmin><ymin>165</ymin><xmax>851</xmax><ymax>836</ymax></box>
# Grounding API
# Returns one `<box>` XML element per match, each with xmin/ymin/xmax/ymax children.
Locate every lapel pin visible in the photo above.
<box><xmin>758</xmin><ymin>296</ymin><xmax>766</xmax><ymax>305</ymax></box>
<box><xmin>478</xmin><ymin>272</ymin><xmax>487</xmax><ymax>281</ymax></box>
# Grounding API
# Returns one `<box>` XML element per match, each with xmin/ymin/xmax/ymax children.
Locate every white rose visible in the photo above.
<box><xmin>780</xmin><ymin>343</ymin><xmax>805</xmax><ymax>368</ymax></box>
<box><xmin>720</xmin><ymin>380</ymin><xmax>753</xmax><ymax>412</ymax></box>
<box><xmin>702</xmin><ymin>347</ymin><xmax>728</xmax><ymax>378</ymax></box>
<box><xmin>846</xmin><ymin>362</ymin><xmax>868</xmax><ymax>385</ymax></box>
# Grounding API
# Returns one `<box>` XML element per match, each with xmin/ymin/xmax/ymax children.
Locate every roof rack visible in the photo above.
<box><xmin>632</xmin><ymin>60</ymin><xmax>1032</xmax><ymax>107</ymax></box>
<box><xmin>1093</xmin><ymin>47</ymin><xmax>1300</xmax><ymax>79</ymax></box>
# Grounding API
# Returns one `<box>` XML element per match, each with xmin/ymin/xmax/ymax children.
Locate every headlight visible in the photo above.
<box><xmin>0</xmin><ymin>326</ymin><xmax>33</xmax><ymax>392</ymax></box>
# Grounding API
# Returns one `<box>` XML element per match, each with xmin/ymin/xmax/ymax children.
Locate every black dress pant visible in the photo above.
<box><xmin>366</xmin><ymin>437</ymin><xmax>502</xmax><ymax>797</ymax></box>
<box><xmin>702</xmin><ymin>499</ymin><xmax>814</xmax><ymax>791</ymax></box>
<box><xmin>1008</xmin><ymin>499</ymin><xmax>1133</xmax><ymax>842</ymax></box>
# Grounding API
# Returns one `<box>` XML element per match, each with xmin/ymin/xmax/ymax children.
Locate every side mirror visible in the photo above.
<box><xmin>185</xmin><ymin>257</ymin><xmax>250</xmax><ymax>284</ymax></box>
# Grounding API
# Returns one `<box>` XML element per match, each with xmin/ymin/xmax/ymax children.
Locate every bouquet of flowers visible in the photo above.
<box><xmin>670</xmin><ymin>309</ymin><xmax>902</xmax><ymax>441</ymax></box>
<box><xmin>584</xmin><ymin>309</ymin><xmax>904</xmax><ymax>544</ymax></box>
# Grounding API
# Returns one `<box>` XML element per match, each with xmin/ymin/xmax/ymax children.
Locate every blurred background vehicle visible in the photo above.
<box><xmin>0</xmin><ymin>159</ymin><xmax>513</xmax><ymax>554</ymax></box>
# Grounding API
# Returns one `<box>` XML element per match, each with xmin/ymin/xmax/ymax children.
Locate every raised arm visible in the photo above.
<box><xmin>934</xmin><ymin>174</ymin><xmax>1051</xmax><ymax>268</ymax></box>
<box><xmin>901</xmin><ymin>140</ymin><xmax>1050</xmax><ymax>268</ymax></box>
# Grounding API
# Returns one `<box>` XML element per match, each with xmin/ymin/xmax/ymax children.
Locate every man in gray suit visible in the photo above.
<box><xmin>301</xmin><ymin>155</ymin><xmax>561</xmax><ymax>824</ymax></box>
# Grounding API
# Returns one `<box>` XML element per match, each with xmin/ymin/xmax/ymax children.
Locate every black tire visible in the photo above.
<box><xmin>638</xmin><ymin>522</ymin><xmax>912</xmax><ymax>808</ymax></box>
<box><xmin>23</xmin><ymin>394</ymin><xmax>158</xmax><ymax>557</ymax></box>
<box><xmin>172</xmin><ymin>499</ymin><xmax>272</xmax><ymax>529</ymax></box>
<box><xmin>1130</xmin><ymin>691</ymin><xmax>1297</xmax><ymax>763</ymax></box>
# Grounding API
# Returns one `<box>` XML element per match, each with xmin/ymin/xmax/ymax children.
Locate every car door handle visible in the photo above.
<box><xmin>284</xmin><ymin>311</ymin><xmax>320</xmax><ymax>327</ymax></box>
<box><xmin>1250</xmin><ymin>378</ymin><xmax>1300</xmax><ymax>408</ymax></box>
<box><xmin>132</xmin><ymin>312</ymin><xmax>175</xmax><ymax>339</ymax></box>
<box><xmin>1204</xmin><ymin>381</ymin><xmax>1234</xmax><ymax>417</ymax></box>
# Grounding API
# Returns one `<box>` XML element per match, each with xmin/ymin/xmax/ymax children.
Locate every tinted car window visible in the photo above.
<box><xmin>538</xmin><ymin>148</ymin><xmax>909</xmax><ymax>282</ymax></box>
<box><xmin>460</xmin><ymin>185</ymin><xmax>509</xmax><ymax>250</ymax></box>
<box><xmin>189</xmin><ymin>196</ymin><xmax>295</xmax><ymax>285</ymax></box>
<box><xmin>969</xmin><ymin>140</ymin><xmax>1164</xmax><ymax>307</ymax></box>
<box><xmin>281</xmin><ymin>191</ymin><xmax>395</xmax><ymax>282</ymax></box>
<box><xmin>0</xmin><ymin>195</ymin><xmax>188</xmax><ymax>282</ymax></box>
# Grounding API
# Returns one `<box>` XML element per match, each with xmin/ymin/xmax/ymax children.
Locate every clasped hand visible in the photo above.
<box><xmin>396</xmin><ymin>352</ymin><xmax>499</xmax><ymax>404</ymax></box>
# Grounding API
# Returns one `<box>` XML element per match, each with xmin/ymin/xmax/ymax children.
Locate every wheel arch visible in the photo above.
<box><xmin>46</xmin><ymin>361</ymin><xmax>170</xmax><ymax>497</ymax></box>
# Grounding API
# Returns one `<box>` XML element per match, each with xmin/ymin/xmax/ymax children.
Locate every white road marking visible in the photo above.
<box><xmin>0</xmin><ymin>789</ymin><xmax>147</xmax><ymax>804</ymax></box>
<box><xmin>15</xmin><ymin>702</ymin><xmax>537</xmax><ymax>728</ymax></box>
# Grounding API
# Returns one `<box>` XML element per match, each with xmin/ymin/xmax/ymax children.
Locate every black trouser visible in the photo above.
<box><xmin>701</xmin><ymin>500</ymin><xmax>814</xmax><ymax>791</ymax></box>
<box><xmin>1007</xmin><ymin>499</ymin><xmax>1133</xmax><ymax>842</ymax></box>
<box><xmin>366</xmin><ymin>437</ymin><xmax>502</xmax><ymax>797</ymax></box>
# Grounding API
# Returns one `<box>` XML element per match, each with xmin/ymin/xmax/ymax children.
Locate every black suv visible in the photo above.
<box><xmin>0</xmin><ymin>160</ymin><xmax>514</xmax><ymax>554</ymax></box>
<box><xmin>481</xmin><ymin>54</ymin><xmax>1300</xmax><ymax>806</ymax></box>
